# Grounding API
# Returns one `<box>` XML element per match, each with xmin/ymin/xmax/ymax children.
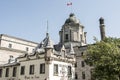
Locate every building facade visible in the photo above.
<box><xmin>0</xmin><ymin>13</ymin><xmax>105</xmax><ymax>80</ymax></box>
<box><xmin>0</xmin><ymin>33</ymin><xmax>76</xmax><ymax>80</ymax></box>
<box><xmin>59</xmin><ymin>13</ymin><xmax>91</xmax><ymax>80</ymax></box>
<box><xmin>0</xmin><ymin>34</ymin><xmax>38</xmax><ymax>64</ymax></box>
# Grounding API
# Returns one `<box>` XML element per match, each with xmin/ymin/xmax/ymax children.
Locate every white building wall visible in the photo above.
<box><xmin>0</xmin><ymin>34</ymin><xmax>38</xmax><ymax>64</ymax></box>
<box><xmin>49</xmin><ymin>61</ymin><xmax>75</xmax><ymax>80</ymax></box>
<box><xmin>1</xmin><ymin>35</ymin><xmax>37</xmax><ymax>53</ymax></box>
<box><xmin>0</xmin><ymin>49</ymin><xmax>24</xmax><ymax>64</ymax></box>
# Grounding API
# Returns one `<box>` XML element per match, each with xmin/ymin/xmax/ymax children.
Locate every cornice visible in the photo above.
<box><xmin>1</xmin><ymin>38</ymin><xmax>37</xmax><ymax>47</ymax></box>
<box><xmin>0</xmin><ymin>47</ymin><xmax>27</xmax><ymax>53</ymax></box>
<box><xmin>0</xmin><ymin>34</ymin><xmax>38</xmax><ymax>44</ymax></box>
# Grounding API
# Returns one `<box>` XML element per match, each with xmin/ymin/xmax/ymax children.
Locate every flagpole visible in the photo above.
<box><xmin>67</xmin><ymin>1</ymin><xmax>73</xmax><ymax>13</ymax></box>
<box><xmin>46</xmin><ymin>20</ymin><xmax>49</xmax><ymax>36</ymax></box>
<box><xmin>47</xmin><ymin>20</ymin><xmax>48</xmax><ymax>34</ymax></box>
<box><xmin>71</xmin><ymin>3</ymin><xmax>73</xmax><ymax>13</ymax></box>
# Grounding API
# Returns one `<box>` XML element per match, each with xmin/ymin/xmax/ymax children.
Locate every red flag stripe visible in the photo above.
<box><xmin>67</xmin><ymin>2</ymin><xmax>72</xmax><ymax>6</ymax></box>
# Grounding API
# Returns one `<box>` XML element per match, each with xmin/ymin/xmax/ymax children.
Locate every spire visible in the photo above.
<box><xmin>45</xmin><ymin>20</ymin><xmax>53</xmax><ymax>48</ymax></box>
<box><xmin>46</xmin><ymin>36</ymin><xmax>53</xmax><ymax>49</ymax></box>
<box><xmin>70</xmin><ymin>43</ymin><xmax>75</xmax><ymax>55</ymax></box>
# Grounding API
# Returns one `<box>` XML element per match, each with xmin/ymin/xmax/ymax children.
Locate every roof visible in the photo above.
<box><xmin>0</xmin><ymin>34</ymin><xmax>38</xmax><ymax>44</ymax></box>
<box><xmin>65</xmin><ymin>13</ymin><xmax>80</xmax><ymax>24</ymax></box>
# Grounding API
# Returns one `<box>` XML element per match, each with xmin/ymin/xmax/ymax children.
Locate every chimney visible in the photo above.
<box><xmin>99</xmin><ymin>17</ymin><xmax>106</xmax><ymax>40</ymax></box>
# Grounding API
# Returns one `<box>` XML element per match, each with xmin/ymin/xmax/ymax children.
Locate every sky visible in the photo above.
<box><xmin>0</xmin><ymin>0</ymin><xmax>120</xmax><ymax>44</ymax></box>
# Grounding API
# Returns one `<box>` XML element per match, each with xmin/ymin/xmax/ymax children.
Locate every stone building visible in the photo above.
<box><xmin>0</xmin><ymin>34</ymin><xmax>38</xmax><ymax>64</ymax></box>
<box><xmin>58</xmin><ymin>13</ymin><xmax>91</xmax><ymax>80</ymax></box>
<box><xmin>0</xmin><ymin>33</ymin><xmax>76</xmax><ymax>80</ymax></box>
<box><xmin>0</xmin><ymin>13</ymin><xmax>106</xmax><ymax>80</ymax></box>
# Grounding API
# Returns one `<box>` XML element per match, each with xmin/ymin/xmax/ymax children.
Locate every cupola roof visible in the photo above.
<box><xmin>65</xmin><ymin>13</ymin><xmax>80</xmax><ymax>24</ymax></box>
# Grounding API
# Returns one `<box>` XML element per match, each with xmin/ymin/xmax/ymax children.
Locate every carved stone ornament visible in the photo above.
<box><xmin>26</xmin><ymin>55</ymin><xmax>30</xmax><ymax>60</ymax></box>
<box><xmin>36</xmin><ymin>53</ymin><xmax>40</xmax><ymax>59</ymax></box>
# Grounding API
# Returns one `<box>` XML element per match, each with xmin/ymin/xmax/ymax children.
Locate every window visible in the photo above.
<box><xmin>65</xmin><ymin>34</ymin><xmax>69</xmax><ymax>41</ymax></box>
<box><xmin>80</xmin><ymin>34</ymin><xmax>82</xmax><ymax>41</ymax></box>
<box><xmin>68</xmin><ymin>66</ymin><xmax>72</xmax><ymax>76</ymax></box>
<box><xmin>21</xmin><ymin>66</ymin><xmax>25</xmax><ymax>75</ymax></box>
<box><xmin>82</xmin><ymin>72</ymin><xmax>85</xmax><ymax>79</ymax></box>
<box><xmin>81</xmin><ymin>52</ymin><xmax>84</xmax><ymax>56</ymax></box>
<box><xmin>75</xmin><ymin>73</ymin><xmax>78</xmax><ymax>79</ymax></box>
<box><xmin>13</xmin><ymin>67</ymin><xmax>17</xmax><ymax>77</ymax></box>
<box><xmin>26</xmin><ymin>47</ymin><xmax>29</xmax><ymax>51</ymax></box>
<box><xmin>8</xmin><ymin>43</ymin><xmax>12</xmax><ymax>48</ymax></box>
<box><xmin>5</xmin><ymin>68</ymin><xmax>9</xmax><ymax>77</ymax></box>
<box><xmin>81</xmin><ymin>61</ymin><xmax>85</xmax><ymax>67</ymax></box>
<box><xmin>29</xmin><ymin>65</ymin><xmax>34</xmax><ymax>75</ymax></box>
<box><xmin>40</xmin><ymin>63</ymin><xmax>45</xmax><ymax>74</ymax></box>
<box><xmin>0</xmin><ymin>69</ymin><xmax>2</xmax><ymax>77</ymax></box>
<box><xmin>75</xmin><ymin>62</ymin><xmax>77</xmax><ymax>67</ymax></box>
<box><xmin>32</xmin><ymin>49</ymin><xmax>35</xmax><ymax>52</ymax></box>
<box><xmin>54</xmin><ymin>64</ymin><xmax>58</xmax><ymax>75</ymax></box>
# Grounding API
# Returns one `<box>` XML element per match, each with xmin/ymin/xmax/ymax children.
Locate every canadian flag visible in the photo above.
<box><xmin>67</xmin><ymin>2</ymin><xmax>72</xmax><ymax>6</ymax></box>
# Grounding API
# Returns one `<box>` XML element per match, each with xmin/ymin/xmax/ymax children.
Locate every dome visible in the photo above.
<box><xmin>65</xmin><ymin>13</ymin><xmax>80</xmax><ymax>24</ymax></box>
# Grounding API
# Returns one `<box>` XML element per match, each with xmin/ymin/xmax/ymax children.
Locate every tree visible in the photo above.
<box><xmin>85</xmin><ymin>37</ymin><xmax>120</xmax><ymax>80</ymax></box>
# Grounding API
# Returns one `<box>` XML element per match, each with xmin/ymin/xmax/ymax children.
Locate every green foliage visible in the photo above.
<box><xmin>85</xmin><ymin>37</ymin><xmax>120</xmax><ymax>80</ymax></box>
